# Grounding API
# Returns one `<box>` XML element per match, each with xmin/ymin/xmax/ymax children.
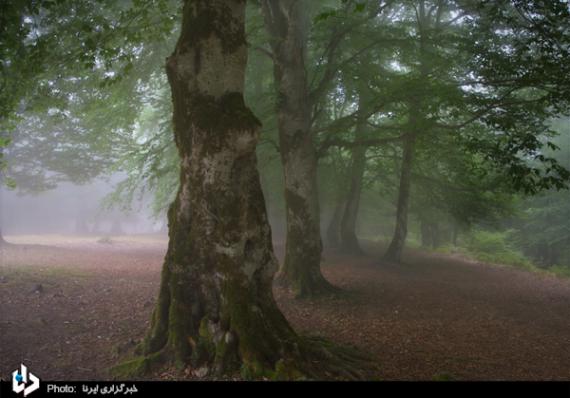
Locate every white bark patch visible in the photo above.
<box><xmin>197</xmin><ymin>149</ymin><xmax>234</xmax><ymax>187</ymax></box>
<box><xmin>198</xmin><ymin>199</ymin><xmax>219</xmax><ymax>236</ymax></box>
<box><xmin>183</xmin><ymin>36</ymin><xmax>246</xmax><ymax>97</ymax></box>
<box><xmin>177</xmin><ymin>156</ymin><xmax>192</xmax><ymax>221</ymax></box>
<box><xmin>224</xmin><ymin>331</ymin><xmax>235</xmax><ymax>345</ymax></box>
<box><xmin>233</xmin><ymin>128</ymin><xmax>259</xmax><ymax>156</ymax></box>
<box><xmin>288</xmin><ymin>211</ymin><xmax>306</xmax><ymax>231</ymax></box>
<box><xmin>243</xmin><ymin>259</ymin><xmax>259</xmax><ymax>280</ymax></box>
<box><xmin>215</xmin><ymin>242</ymin><xmax>241</xmax><ymax>257</ymax></box>
<box><xmin>284</xmin><ymin>150</ymin><xmax>319</xmax><ymax>229</ymax></box>
<box><xmin>285</xmin><ymin>151</ymin><xmax>312</xmax><ymax>198</ymax></box>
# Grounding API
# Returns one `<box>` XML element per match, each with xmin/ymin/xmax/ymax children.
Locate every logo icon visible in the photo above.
<box><xmin>12</xmin><ymin>364</ymin><xmax>40</xmax><ymax>396</ymax></box>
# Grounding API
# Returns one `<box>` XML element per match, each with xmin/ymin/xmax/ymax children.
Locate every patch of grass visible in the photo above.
<box><xmin>462</xmin><ymin>230</ymin><xmax>536</xmax><ymax>271</ymax></box>
<box><xmin>405</xmin><ymin>236</ymin><xmax>423</xmax><ymax>249</ymax></box>
<box><xmin>471</xmin><ymin>251</ymin><xmax>537</xmax><ymax>271</ymax></box>
<box><xmin>432</xmin><ymin>239</ymin><xmax>570</xmax><ymax>280</ymax></box>
<box><xmin>548</xmin><ymin>265</ymin><xmax>570</xmax><ymax>278</ymax></box>
<box><xmin>434</xmin><ymin>244</ymin><xmax>459</xmax><ymax>255</ymax></box>
<box><xmin>108</xmin><ymin>351</ymin><xmax>166</xmax><ymax>379</ymax></box>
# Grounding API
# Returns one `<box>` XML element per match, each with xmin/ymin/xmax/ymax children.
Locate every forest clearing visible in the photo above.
<box><xmin>1</xmin><ymin>235</ymin><xmax>568</xmax><ymax>381</ymax></box>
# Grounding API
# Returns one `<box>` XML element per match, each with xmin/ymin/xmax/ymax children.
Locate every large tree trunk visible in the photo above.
<box><xmin>262</xmin><ymin>1</ymin><xmax>336</xmax><ymax>297</ymax></box>
<box><xmin>383</xmin><ymin>132</ymin><xmax>416</xmax><ymax>263</ymax></box>
<box><xmin>131</xmin><ymin>0</ymin><xmax>298</xmax><ymax>378</ymax></box>
<box><xmin>121</xmin><ymin>0</ymin><xmax>370</xmax><ymax>380</ymax></box>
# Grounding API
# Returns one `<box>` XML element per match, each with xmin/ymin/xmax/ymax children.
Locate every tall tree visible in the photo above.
<box><xmin>261</xmin><ymin>0</ymin><xmax>336</xmax><ymax>297</ymax></box>
<box><xmin>123</xmin><ymin>0</ymin><xmax>373</xmax><ymax>379</ymax></box>
<box><xmin>339</xmin><ymin>98</ymin><xmax>368</xmax><ymax>255</ymax></box>
<box><xmin>381</xmin><ymin>0</ymin><xmax>570</xmax><ymax>263</ymax></box>
<box><xmin>383</xmin><ymin>1</ymin><xmax>432</xmax><ymax>263</ymax></box>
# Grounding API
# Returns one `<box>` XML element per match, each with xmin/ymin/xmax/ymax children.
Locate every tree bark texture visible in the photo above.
<box><xmin>132</xmin><ymin>0</ymin><xmax>302</xmax><ymax>379</ymax></box>
<box><xmin>262</xmin><ymin>0</ymin><xmax>335</xmax><ymax>297</ymax></box>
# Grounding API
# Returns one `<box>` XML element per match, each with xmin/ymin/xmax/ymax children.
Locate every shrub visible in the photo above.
<box><xmin>549</xmin><ymin>265</ymin><xmax>570</xmax><ymax>278</ymax></box>
<box><xmin>464</xmin><ymin>230</ymin><xmax>535</xmax><ymax>270</ymax></box>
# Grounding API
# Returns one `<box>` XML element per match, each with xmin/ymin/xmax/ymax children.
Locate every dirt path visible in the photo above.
<box><xmin>1</xmin><ymin>236</ymin><xmax>569</xmax><ymax>380</ymax></box>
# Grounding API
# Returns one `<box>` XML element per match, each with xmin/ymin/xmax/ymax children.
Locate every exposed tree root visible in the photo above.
<box><xmin>110</xmin><ymin>335</ymin><xmax>379</xmax><ymax>381</ymax></box>
<box><xmin>295</xmin><ymin>336</ymin><xmax>380</xmax><ymax>380</ymax></box>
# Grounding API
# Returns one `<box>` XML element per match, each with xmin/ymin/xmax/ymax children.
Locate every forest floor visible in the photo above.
<box><xmin>1</xmin><ymin>234</ymin><xmax>569</xmax><ymax>381</ymax></box>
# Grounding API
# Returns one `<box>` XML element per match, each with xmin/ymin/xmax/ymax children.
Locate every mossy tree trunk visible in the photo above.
<box><xmin>130</xmin><ymin>2</ymin><xmax>376</xmax><ymax>379</ymax></box>
<box><xmin>261</xmin><ymin>0</ymin><xmax>336</xmax><ymax>297</ymax></box>
<box><xmin>137</xmin><ymin>0</ymin><xmax>302</xmax><ymax>378</ymax></box>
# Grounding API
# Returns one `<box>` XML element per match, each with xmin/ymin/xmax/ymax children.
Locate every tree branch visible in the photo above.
<box><xmin>318</xmin><ymin>134</ymin><xmax>404</xmax><ymax>157</ymax></box>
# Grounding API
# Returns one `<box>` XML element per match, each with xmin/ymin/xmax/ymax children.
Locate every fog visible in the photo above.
<box><xmin>0</xmin><ymin>177</ymin><xmax>163</xmax><ymax>236</ymax></box>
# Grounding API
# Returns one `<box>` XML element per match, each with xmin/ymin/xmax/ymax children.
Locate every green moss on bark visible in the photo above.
<box><xmin>179</xmin><ymin>0</ymin><xmax>246</xmax><ymax>55</ymax></box>
<box><xmin>109</xmin><ymin>351</ymin><xmax>166</xmax><ymax>379</ymax></box>
<box><xmin>126</xmin><ymin>0</ymin><xmax>375</xmax><ymax>382</ymax></box>
<box><xmin>189</xmin><ymin>92</ymin><xmax>261</xmax><ymax>134</ymax></box>
<box><xmin>280</xmin><ymin>186</ymin><xmax>338</xmax><ymax>298</ymax></box>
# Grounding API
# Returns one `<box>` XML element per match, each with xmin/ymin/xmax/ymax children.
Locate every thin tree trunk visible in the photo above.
<box><xmin>430</xmin><ymin>222</ymin><xmax>440</xmax><ymax>248</ymax></box>
<box><xmin>262</xmin><ymin>0</ymin><xmax>336</xmax><ymax>297</ymax></box>
<box><xmin>383</xmin><ymin>132</ymin><xmax>416</xmax><ymax>263</ymax></box>
<box><xmin>452</xmin><ymin>222</ymin><xmax>459</xmax><ymax>246</ymax></box>
<box><xmin>326</xmin><ymin>197</ymin><xmax>344</xmax><ymax>248</ymax></box>
<box><xmin>339</xmin><ymin>111</ymin><xmax>368</xmax><ymax>255</ymax></box>
<box><xmin>420</xmin><ymin>218</ymin><xmax>431</xmax><ymax>248</ymax></box>
<box><xmin>339</xmin><ymin>145</ymin><xmax>366</xmax><ymax>255</ymax></box>
<box><xmin>383</xmin><ymin>2</ymin><xmax>433</xmax><ymax>263</ymax></box>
